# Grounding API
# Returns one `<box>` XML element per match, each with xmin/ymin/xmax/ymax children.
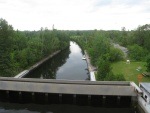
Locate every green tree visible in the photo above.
<box><xmin>96</xmin><ymin>54</ymin><xmax>112</xmax><ymax>81</ymax></box>
<box><xmin>146</xmin><ymin>55</ymin><xmax>150</xmax><ymax>72</ymax></box>
<box><xmin>0</xmin><ymin>18</ymin><xmax>14</xmax><ymax>76</ymax></box>
<box><xmin>109</xmin><ymin>47</ymin><xmax>124</xmax><ymax>62</ymax></box>
<box><xmin>114</xmin><ymin>74</ymin><xmax>125</xmax><ymax>81</ymax></box>
<box><xmin>88</xmin><ymin>34</ymin><xmax>111</xmax><ymax>65</ymax></box>
<box><xmin>128</xmin><ymin>44</ymin><xmax>148</xmax><ymax>61</ymax></box>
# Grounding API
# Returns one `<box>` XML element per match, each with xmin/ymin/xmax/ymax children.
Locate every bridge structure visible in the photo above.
<box><xmin>0</xmin><ymin>77</ymin><xmax>142</xmax><ymax>106</ymax></box>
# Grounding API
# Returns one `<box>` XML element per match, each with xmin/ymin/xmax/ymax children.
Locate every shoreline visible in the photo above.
<box><xmin>84</xmin><ymin>50</ymin><xmax>96</xmax><ymax>81</ymax></box>
<box><xmin>14</xmin><ymin>50</ymin><xmax>61</xmax><ymax>78</ymax></box>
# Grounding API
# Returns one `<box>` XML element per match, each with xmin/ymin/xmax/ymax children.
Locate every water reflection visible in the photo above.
<box><xmin>0</xmin><ymin>42</ymin><xmax>138</xmax><ymax>113</ymax></box>
<box><xmin>56</xmin><ymin>42</ymin><xmax>89</xmax><ymax>80</ymax></box>
<box><xmin>24</xmin><ymin>42</ymin><xmax>89</xmax><ymax>80</ymax></box>
<box><xmin>0</xmin><ymin>102</ymin><xmax>136</xmax><ymax>113</ymax></box>
<box><xmin>24</xmin><ymin>46</ymin><xmax>70</xmax><ymax>79</ymax></box>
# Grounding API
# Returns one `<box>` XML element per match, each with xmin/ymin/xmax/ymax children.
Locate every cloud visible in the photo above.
<box><xmin>0</xmin><ymin>0</ymin><xmax>150</xmax><ymax>30</ymax></box>
<box><xmin>94</xmin><ymin>0</ymin><xmax>112</xmax><ymax>7</ymax></box>
<box><xmin>0</xmin><ymin>0</ymin><xmax>7</xmax><ymax>4</ymax></box>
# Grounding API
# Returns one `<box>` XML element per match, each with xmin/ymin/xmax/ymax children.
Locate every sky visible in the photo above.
<box><xmin>0</xmin><ymin>0</ymin><xmax>150</xmax><ymax>31</ymax></box>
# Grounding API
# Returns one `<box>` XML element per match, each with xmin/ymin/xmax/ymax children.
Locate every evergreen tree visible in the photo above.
<box><xmin>0</xmin><ymin>18</ymin><xmax>14</xmax><ymax>76</ymax></box>
<box><xmin>96</xmin><ymin>54</ymin><xmax>112</xmax><ymax>81</ymax></box>
<box><xmin>146</xmin><ymin>55</ymin><xmax>150</xmax><ymax>72</ymax></box>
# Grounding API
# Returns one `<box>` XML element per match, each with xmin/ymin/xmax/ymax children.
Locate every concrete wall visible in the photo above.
<box><xmin>0</xmin><ymin>90</ymin><xmax>132</xmax><ymax>107</ymax></box>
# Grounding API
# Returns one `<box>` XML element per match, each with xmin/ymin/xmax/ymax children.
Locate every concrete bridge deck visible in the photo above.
<box><xmin>0</xmin><ymin>77</ymin><xmax>138</xmax><ymax>96</ymax></box>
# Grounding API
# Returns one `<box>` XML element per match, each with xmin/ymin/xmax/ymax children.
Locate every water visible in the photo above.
<box><xmin>24</xmin><ymin>41</ymin><xmax>89</xmax><ymax>80</ymax></box>
<box><xmin>0</xmin><ymin>102</ymin><xmax>136</xmax><ymax>113</ymax></box>
<box><xmin>0</xmin><ymin>41</ymin><xmax>139</xmax><ymax>113</ymax></box>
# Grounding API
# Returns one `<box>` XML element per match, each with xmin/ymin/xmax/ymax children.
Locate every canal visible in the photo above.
<box><xmin>0</xmin><ymin>102</ymin><xmax>136</xmax><ymax>113</ymax></box>
<box><xmin>24</xmin><ymin>41</ymin><xmax>89</xmax><ymax>80</ymax></box>
<box><xmin>0</xmin><ymin>41</ymin><xmax>139</xmax><ymax>113</ymax></box>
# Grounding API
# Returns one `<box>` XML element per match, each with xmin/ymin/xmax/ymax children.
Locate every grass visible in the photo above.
<box><xmin>112</xmin><ymin>61</ymin><xmax>150</xmax><ymax>85</ymax></box>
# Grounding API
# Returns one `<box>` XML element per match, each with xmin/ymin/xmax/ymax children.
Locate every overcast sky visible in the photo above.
<box><xmin>0</xmin><ymin>0</ymin><xmax>150</xmax><ymax>31</ymax></box>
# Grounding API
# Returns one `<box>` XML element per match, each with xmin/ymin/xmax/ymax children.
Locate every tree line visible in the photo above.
<box><xmin>70</xmin><ymin>25</ymin><xmax>150</xmax><ymax>80</ymax></box>
<box><xmin>109</xmin><ymin>25</ymin><xmax>150</xmax><ymax>62</ymax></box>
<box><xmin>0</xmin><ymin>18</ymin><xmax>69</xmax><ymax>77</ymax></box>
<box><xmin>70</xmin><ymin>30</ymin><xmax>125</xmax><ymax>81</ymax></box>
<box><xmin>1</xmin><ymin>18</ymin><xmax>150</xmax><ymax>79</ymax></box>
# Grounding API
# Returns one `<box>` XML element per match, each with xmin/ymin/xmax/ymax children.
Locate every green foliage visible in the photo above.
<box><xmin>104</xmin><ymin>72</ymin><xmax>115</xmax><ymax>81</ymax></box>
<box><xmin>71</xmin><ymin>30</ymin><xmax>125</xmax><ymax>81</ymax></box>
<box><xmin>0</xmin><ymin>18</ymin><xmax>14</xmax><ymax>76</ymax></box>
<box><xmin>88</xmin><ymin>34</ymin><xmax>111</xmax><ymax>65</ymax></box>
<box><xmin>0</xmin><ymin>18</ymin><xmax>70</xmax><ymax>76</ymax></box>
<box><xmin>104</xmin><ymin>73</ymin><xmax>125</xmax><ymax>81</ymax></box>
<box><xmin>112</xmin><ymin>61</ymin><xmax>149</xmax><ymax>84</ymax></box>
<box><xmin>146</xmin><ymin>55</ymin><xmax>150</xmax><ymax>72</ymax></box>
<box><xmin>128</xmin><ymin>44</ymin><xmax>148</xmax><ymax>61</ymax></box>
<box><xmin>96</xmin><ymin>54</ymin><xmax>112</xmax><ymax>81</ymax></box>
<box><xmin>96</xmin><ymin>54</ymin><xmax>125</xmax><ymax>81</ymax></box>
<box><xmin>114</xmin><ymin>74</ymin><xmax>125</xmax><ymax>81</ymax></box>
<box><xmin>134</xmin><ymin>24</ymin><xmax>150</xmax><ymax>47</ymax></box>
<box><xmin>109</xmin><ymin>47</ymin><xmax>124</xmax><ymax>62</ymax></box>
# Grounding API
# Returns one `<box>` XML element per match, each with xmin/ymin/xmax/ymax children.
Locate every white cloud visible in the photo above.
<box><xmin>0</xmin><ymin>0</ymin><xmax>150</xmax><ymax>30</ymax></box>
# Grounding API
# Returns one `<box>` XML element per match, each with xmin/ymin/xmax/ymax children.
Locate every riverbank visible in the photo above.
<box><xmin>14</xmin><ymin>50</ymin><xmax>61</xmax><ymax>78</ymax></box>
<box><xmin>84</xmin><ymin>51</ymin><xmax>96</xmax><ymax>81</ymax></box>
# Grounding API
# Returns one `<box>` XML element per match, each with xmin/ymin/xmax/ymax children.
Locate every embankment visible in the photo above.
<box><xmin>14</xmin><ymin>50</ymin><xmax>61</xmax><ymax>78</ymax></box>
<box><xmin>84</xmin><ymin>51</ymin><xmax>96</xmax><ymax>81</ymax></box>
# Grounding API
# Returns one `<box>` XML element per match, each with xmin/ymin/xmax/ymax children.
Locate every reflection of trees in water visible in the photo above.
<box><xmin>24</xmin><ymin>47</ymin><xmax>71</xmax><ymax>79</ymax></box>
<box><xmin>72</xmin><ymin>41</ymin><xmax>85</xmax><ymax>55</ymax></box>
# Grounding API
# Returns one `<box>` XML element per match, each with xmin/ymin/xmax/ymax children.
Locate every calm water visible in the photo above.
<box><xmin>0</xmin><ymin>102</ymin><xmax>136</xmax><ymax>113</ymax></box>
<box><xmin>0</xmin><ymin>41</ymin><xmax>138</xmax><ymax>113</ymax></box>
<box><xmin>24</xmin><ymin>41</ymin><xmax>89</xmax><ymax>80</ymax></box>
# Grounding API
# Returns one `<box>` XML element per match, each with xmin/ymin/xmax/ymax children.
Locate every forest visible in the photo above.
<box><xmin>1</xmin><ymin>18</ymin><xmax>150</xmax><ymax>83</ymax></box>
<box><xmin>0</xmin><ymin>18</ymin><xmax>70</xmax><ymax>76</ymax></box>
<box><xmin>71</xmin><ymin>25</ymin><xmax>150</xmax><ymax>81</ymax></box>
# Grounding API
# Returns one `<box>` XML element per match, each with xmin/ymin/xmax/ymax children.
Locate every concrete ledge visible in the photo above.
<box><xmin>84</xmin><ymin>50</ymin><xmax>97</xmax><ymax>81</ymax></box>
<box><xmin>90</xmin><ymin>72</ymin><xmax>96</xmax><ymax>81</ymax></box>
<box><xmin>14</xmin><ymin>50</ymin><xmax>61</xmax><ymax>78</ymax></box>
<box><xmin>130</xmin><ymin>82</ymin><xmax>142</xmax><ymax>94</ymax></box>
<box><xmin>0</xmin><ymin>78</ymin><xmax>137</xmax><ymax>96</ymax></box>
<box><xmin>14</xmin><ymin>70</ymin><xmax>29</xmax><ymax>78</ymax></box>
<box><xmin>0</xmin><ymin>77</ymin><xmax>131</xmax><ymax>85</ymax></box>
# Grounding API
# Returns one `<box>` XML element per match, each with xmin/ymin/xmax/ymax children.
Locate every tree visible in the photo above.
<box><xmin>0</xmin><ymin>18</ymin><xmax>14</xmax><ymax>76</ymax></box>
<box><xmin>96</xmin><ymin>54</ymin><xmax>112</xmax><ymax>81</ymax></box>
<box><xmin>146</xmin><ymin>55</ymin><xmax>150</xmax><ymax>72</ymax></box>
<box><xmin>88</xmin><ymin>33</ymin><xmax>111</xmax><ymax>65</ymax></box>
<box><xmin>109</xmin><ymin>47</ymin><xmax>124</xmax><ymax>62</ymax></box>
<box><xmin>128</xmin><ymin>44</ymin><xmax>148</xmax><ymax>61</ymax></box>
